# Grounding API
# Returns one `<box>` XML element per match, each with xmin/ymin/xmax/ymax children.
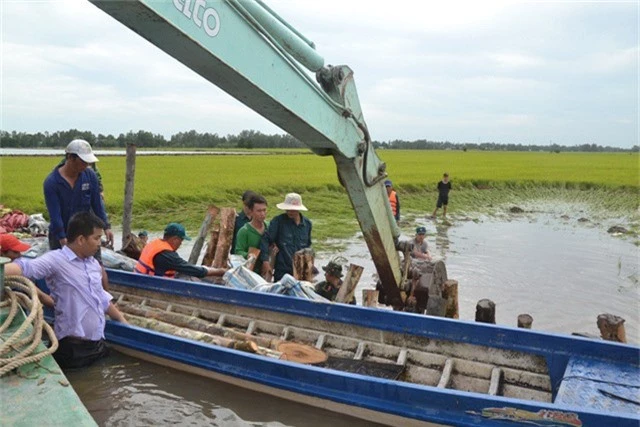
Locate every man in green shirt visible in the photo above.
<box><xmin>234</xmin><ymin>194</ymin><xmax>268</xmax><ymax>273</ymax></box>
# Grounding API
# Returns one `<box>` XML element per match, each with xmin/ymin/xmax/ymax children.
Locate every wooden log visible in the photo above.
<box><xmin>475</xmin><ymin>299</ymin><xmax>496</xmax><ymax>324</ymax></box>
<box><xmin>597</xmin><ymin>313</ymin><xmax>626</xmax><ymax>343</ymax></box>
<box><xmin>212</xmin><ymin>208</ymin><xmax>236</xmax><ymax>268</ymax></box>
<box><xmin>336</xmin><ymin>263</ymin><xmax>364</xmax><ymax>303</ymax></box>
<box><xmin>517</xmin><ymin>314</ymin><xmax>533</xmax><ymax>329</ymax></box>
<box><xmin>246</xmin><ymin>247</ymin><xmax>261</xmax><ymax>271</ymax></box>
<box><xmin>201</xmin><ymin>229</ymin><xmax>219</xmax><ymax>266</ymax></box>
<box><xmin>443</xmin><ymin>280</ymin><xmax>459</xmax><ymax>319</ymax></box>
<box><xmin>188</xmin><ymin>206</ymin><xmax>219</xmax><ymax>265</ymax></box>
<box><xmin>121</xmin><ymin>143</ymin><xmax>136</xmax><ymax>248</ymax></box>
<box><xmin>362</xmin><ymin>289</ymin><xmax>379</xmax><ymax>307</ymax></box>
<box><xmin>120</xmin><ymin>233</ymin><xmax>144</xmax><ymax>260</ymax></box>
<box><xmin>292</xmin><ymin>248</ymin><xmax>315</xmax><ymax>281</ymax></box>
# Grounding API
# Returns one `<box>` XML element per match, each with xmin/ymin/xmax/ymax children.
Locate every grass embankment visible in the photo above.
<box><xmin>2</xmin><ymin>151</ymin><xmax>638</xmax><ymax>248</ymax></box>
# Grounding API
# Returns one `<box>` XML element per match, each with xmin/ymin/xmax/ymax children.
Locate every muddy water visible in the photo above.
<box><xmin>75</xmin><ymin>211</ymin><xmax>638</xmax><ymax>426</ymax></box>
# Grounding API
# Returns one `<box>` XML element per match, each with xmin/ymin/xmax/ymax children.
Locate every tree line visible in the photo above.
<box><xmin>1</xmin><ymin>129</ymin><xmax>637</xmax><ymax>152</ymax></box>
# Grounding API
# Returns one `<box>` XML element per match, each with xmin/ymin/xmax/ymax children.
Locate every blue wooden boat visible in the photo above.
<box><xmin>96</xmin><ymin>269</ymin><xmax>639</xmax><ymax>426</ymax></box>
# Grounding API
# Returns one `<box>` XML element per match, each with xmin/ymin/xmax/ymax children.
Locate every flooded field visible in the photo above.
<box><xmin>71</xmin><ymin>205</ymin><xmax>639</xmax><ymax>426</ymax></box>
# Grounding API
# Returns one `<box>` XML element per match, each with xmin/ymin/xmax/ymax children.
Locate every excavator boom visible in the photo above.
<box><xmin>90</xmin><ymin>0</ymin><xmax>404</xmax><ymax>306</ymax></box>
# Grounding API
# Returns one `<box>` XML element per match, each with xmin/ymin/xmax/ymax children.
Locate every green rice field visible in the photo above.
<box><xmin>2</xmin><ymin>150</ymin><xmax>638</xmax><ymax>245</ymax></box>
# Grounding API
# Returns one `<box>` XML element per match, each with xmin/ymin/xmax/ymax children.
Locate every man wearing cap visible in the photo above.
<box><xmin>314</xmin><ymin>261</ymin><xmax>356</xmax><ymax>304</ymax></box>
<box><xmin>411</xmin><ymin>227</ymin><xmax>432</xmax><ymax>261</ymax></box>
<box><xmin>0</xmin><ymin>234</ymin><xmax>32</xmax><ymax>261</ymax></box>
<box><xmin>260</xmin><ymin>193</ymin><xmax>312</xmax><ymax>281</ymax></box>
<box><xmin>44</xmin><ymin>139</ymin><xmax>113</xmax><ymax>250</ymax></box>
<box><xmin>135</xmin><ymin>223</ymin><xmax>227</xmax><ymax>279</ymax></box>
<box><xmin>385</xmin><ymin>180</ymin><xmax>400</xmax><ymax>222</ymax></box>
<box><xmin>138</xmin><ymin>230</ymin><xmax>149</xmax><ymax>247</ymax></box>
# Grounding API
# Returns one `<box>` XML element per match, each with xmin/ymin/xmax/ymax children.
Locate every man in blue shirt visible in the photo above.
<box><xmin>44</xmin><ymin>139</ymin><xmax>113</xmax><ymax>250</ymax></box>
<box><xmin>260</xmin><ymin>193</ymin><xmax>312</xmax><ymax>281</ymax></box>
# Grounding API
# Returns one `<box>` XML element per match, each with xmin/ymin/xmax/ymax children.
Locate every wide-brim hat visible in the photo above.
<box><xmin>322</xmin><ymin>262</ymin><xmax>343</xmax><ymax>278</ymax></box>
<box><xmin>66</xmin><ymin>139</ymin><xmax>99</xmax><ymax>163</ymax></box>
<box><xmin>276</xmin><ymin>193</ymin><xmax>308</xmax><ymax>211</ymax></box>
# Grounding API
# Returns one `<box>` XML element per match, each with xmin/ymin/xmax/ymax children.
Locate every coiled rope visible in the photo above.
<box><xmin>0</xmin><ymin>276</ymin><xmax>58</xmax><ymax>377</ymax></box>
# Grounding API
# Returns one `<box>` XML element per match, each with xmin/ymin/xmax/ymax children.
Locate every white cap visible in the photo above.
<box><xmin>276</xmin><ymin>193</ymin><xmax>308</xmax><ymax>211</ymax></box>
<box><xmin>65</xmin><ymin>139</ymin><xmax>99</xmax><ymax>163</ymax></box>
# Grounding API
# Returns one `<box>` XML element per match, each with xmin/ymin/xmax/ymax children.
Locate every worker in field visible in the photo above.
<box><xmin>231</xmin><ymin>190</ymin><xmax>257</xmax><ymax>254</ymax></box>
<box><xmin>0</xmin><ymin>234</ymin><xmax>32</xmax><ymax>260</ymax></box>
<box><xmin>314</xmin><ymin>261</ymin><xmax>356</xmax><ymax>304</ymax></box>
<box><xmin>234</xmin><ymin>194</ymin><xmax>268</xmax><ymax>273</ymax></box>
<box><xmin>385</xmin><ymin>180</ymin><xmax>400</xmax><ymax>222</ymax></box>
<box><xmin>135</xmin><ymin>222</ymin><xmax>227</xmax><ymax>279</ymax></box>
<box><xmin>260</xmin><ymin>193</ymin><xmax>312</xmax><ymax>281</ymax></box>
<box><xmin>431</xmin><ymin>173</ymin><xmax>452</xmax><ymax>219</ymax></box>
<box><xmin>5</xmin><ymin>212</ymin><xmax>127</xmax><ymax>369</ymax></box>
<box><xmin>410</xmin><ymin>227</ymin><xmax>432</xmax><ymax>261</ymax></box>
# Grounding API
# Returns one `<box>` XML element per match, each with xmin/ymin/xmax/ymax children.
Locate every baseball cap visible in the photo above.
<box><xmin>0</xmin><ymin>234</ymin><xmax>31</xmax><ymax>253</ymax></box>
<box><xmin>138</xmin><ymin>230</ymin><xmax>148</xmax><ymax>237</ymax></box>
<box><xmin>65</xmin><ymin>139</ymin><xmax>99</xmax><ymax>163</ymax></box>
<box><xmin>384</xmin><ymin>180</ymin><xmax>392</xmax><ymax>187</ymax></box>
<box><xmin>416</xmin><ymin>226</ymin><xmax>427</xmax><ymax>235</ymax></box>
<box><xmin>164</xmin><ymin>223</ymin><xmax>191</xmax><ymax>240</ymax></box>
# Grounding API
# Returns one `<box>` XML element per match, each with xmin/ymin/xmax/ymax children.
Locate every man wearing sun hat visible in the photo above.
<box><xmin>0</xmin><ymin>234</ymin><xmax>32</xmax><ymax>261</ymax></box>
<box><xmin>135</xmin><ymin>222</ymin><xmax>226</xmax><ymax>279</ymax></box>
<box><xmin>43</xmin><ymin>139</ymin><xmax>113</xmax><ymax>251</ymax></box>
<box><xmin>260</xmin><ymin>193</ymin><xmax>312</xmax><ymax>281</ymax></box>
<box><xmin>314</xmin><ymin>261</ymin><xmax>356</xmax><ymax>304</ymax></box>
<box><xmin>411</xmin><ymin>226</ymin><xmax>432</xmax><ymax>261</ymax></box>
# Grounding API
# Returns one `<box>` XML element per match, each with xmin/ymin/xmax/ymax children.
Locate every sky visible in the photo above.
<box><xmin>1</xmin><ymin>0</ymin><xmax>638</xmax><ymax>148</ymax></box>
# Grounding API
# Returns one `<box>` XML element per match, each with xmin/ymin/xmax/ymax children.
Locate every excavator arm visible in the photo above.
<box><xmin>89</xmin><ymin>0</ymin><xmax>405</xmax><ymax>306</ymax></box>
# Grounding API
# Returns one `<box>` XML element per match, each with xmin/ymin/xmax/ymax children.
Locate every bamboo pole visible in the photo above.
<box><xmin>121</xmin><ymin>143</ymin><xmax>136</xmax><ymax>248</ymax></box>
<box><xmin>293</xmin><ymin>248</ymin><xmax>315</xmax><ymax>281</ymax></box>
<box><xmin>188</xmin><ymin>206</ymin><xmax>219</xmax><ymax>265</ymax></box>
<box><xmin>597</xmin><ymin>313</ymin><xmax>626</xmax><ymax>343</ymax></box>
<box><xmin>212</xmin><ymin>208</ymin><xmax>236</xmax><ymax>268</ymax></box>
<box><xmin>475</xmin><ymin>299</ymin><xmax>496</xmax><ymax>324</ymax></box>
<box><xmin>335</xmin><ymin>263</ymin><xmax>364</xmax><ymax>303</ymax></box>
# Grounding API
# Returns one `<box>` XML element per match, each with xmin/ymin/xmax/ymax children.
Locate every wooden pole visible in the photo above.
<box><xmin>475</xmin><ymin>299</ymin><xmax>496</xmax><ymax>324</ymax></box>
<box><xmin>597</xmin><ymin>313</ymin><xmax>626</xmax><ymax>343</ymax></box>
<box><xmin>212</xmin><ymin>208</ymin><xmax>236</xmax><ymax>268</ymax></box>
<box><xmin>188</xmin><ymin>206</ymin><xmax>219</xmax><ymax>265</ymax></box>
<box><xmin>246</xmin><ymin>247</ymin><xmax>261</xmax><ymax>271</ymax></box>
<box><xmin>293</xmin><ymin>248</ymin><xmax>315</xmax><ymax>281</ymax></box>
<box><xmin>336</xmin><ymin>263</ymin><xmax>364</xmax><ymax>303</ymax></box>
<box><xmin>517</xmin><ymin>314</ymin><xmax>533</xmax><ymax>329</ymax></box>
<box><xmin>362</xmin><ymin>289</ymin><xmax>379</xmax><ymax>307</ymax></box>
<box><xmin>121</xmin><ymin>143</ymin><xmax>136</xmax><ymax>248</ymax></box>
<box><xmin>202</xmin><ymin>229</ymin><xmax>219</xmax><ymax>266</ymax></box>
<box><xmin>443</xmin><ymin>280</ymin><xmax>459</xmax><ymax>319</ymax></box>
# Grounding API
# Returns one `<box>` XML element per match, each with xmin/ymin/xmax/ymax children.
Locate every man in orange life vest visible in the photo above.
<box><xmin>385</xmin><ymin>180</ymin><xmax>400</xmax><ymax>222</ymax></box>
<box><xmin>135</xmin><ymin>223</ymin><xmax>226</xmax><ymax>279</ymax></box>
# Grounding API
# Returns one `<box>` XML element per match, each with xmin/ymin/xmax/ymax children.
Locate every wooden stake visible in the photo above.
<box><xmin>121</xmin><ymin>143</ymin><xmax>136</xmax><ymax>248</ymax></box>
<box><xmin>292</xmin><ymin>248</ymin><xmax>315</xmax><ymax>281</ymax></box>
<box><xmin>212</xmin><ymin>208</ymin><xmax>236</xmax><ymax>268</ymax></box>
<box><xmin>442</xmin><ymin>280</ymin><xmax>459</xmax><ymax>319</ymax></box>
<box><xmin>202</xmin><ymin>229</ymin><xmax>219</xmax><ymax>267</ymax></box>
<box><xmin>362</xmin><ymin>289</ymin><xmax>379</xmax><ymax>307</ymax></box>
<box><xmin>597</xmin><ymin>313</ymin><xmax>626</xmax><ymax>343</ymax></box>
<box><xmin>517</xmin><ymin>314</ymin><xmax>533</xmax><ymax>329</ymax></box>
<box><xmin>188</xmin><ymin>206</ymin><xmax>219</xmax><ymax>265</ymax></box>
<box><xmin>475</xmin><ymin>299</ymin><xmax>496</xmax><ymax>324</ymax></box>
<box><xmin>247</xmin><ymin>247</ymin><xmax>261</xmax><ymax>271</ymax></box>
<box><xmin>120</xmin><ymin>233</ymin><xmax>144</xmax><ymax>260</ymax></box>
<box><xmin>336</xmin><ymin>263</ymin><xmax>364</xmax><ymax>303</ymax></box>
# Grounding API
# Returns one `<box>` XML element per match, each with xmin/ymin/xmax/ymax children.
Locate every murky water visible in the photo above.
<box><xmin>72</xmin><ymin>209</ymin><xmax>638</xmax><ymax>426</ymax></box>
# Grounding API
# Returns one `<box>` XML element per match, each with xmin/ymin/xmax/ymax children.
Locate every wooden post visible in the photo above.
<box><xmin>212</xmin><ymin>208</ymin><xmax>236</xmax><ymax>268</ymax></box>
<box><xmin>475</xmin><ymin>299</ymin><xmax>496</xmax><ymax>324</ymax></box>
<box><xmin>517</xmin><ymin>314</ymin><xmax>533</xmax><ymax>329</ymax></box>
<box><xmin>362</xmin><ymin>289</ymin><xmax>379</xmax><ymax>307</ymax></box>
<box><xmin>188</xmin><ymin>206</ymin><xmax>219</xmax><ymax>264</ymax></box>
<box><xmin>202</xmin><ymin>229</ymin><xmax>219</xmax><ymax>266</ymax></box>
<box><xmin>121</xmin><ymin>143</ymin><xmax>136</xmax><ymax>248</ymax></box>
<box><xmin>292</xmin><ymin>248</ymin><xmax>315</xmax><ymax>281</ymax></box>
<box><xmin>442</xmin><ymin>280</ymin><xmax>459</xmax><ymax>319</ymax></box>
<box><xmin>247</xmin><ymin>247</ymin><xmax>261</xmax><ymax>271</ymax></box>
<box><xmin>597</xmin><ymin>313</ymin><xmax>626</xmax><ymax>343</ymax></box>
<box><xmin>336</xmin><ymin>263</ymin><xmax>364</xmax><ymax>303</ymax></box>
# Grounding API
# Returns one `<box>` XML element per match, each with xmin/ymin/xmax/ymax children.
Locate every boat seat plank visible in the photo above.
<box><xmin>246</xmin><ymin>321</ymin><xmax>256</xmax><ymax>335</ymax></box>
<box><xmin>315</xmin><ymin>334</ymin><xmax>326</xmax><ymax>349</ymax></box>
<box><xmin>281</xmin><ymin>326</ymin><xmax>291</xmax><ymax>341</ymax></box>
<box><xmin>488</xmin><ymin>367</ymin><xmax>502</xmax><ymax>396</ymax></box>
<box><xmin>437</xmin><ymin>358</ymin><xmax>454</xmax><ymax>388</ymax></box>
<box><xmin>555</xmin><ymin>356</ymin><xmax>640</xmax><ymax>416</ymax></box>
<box><xmin>354</xmin><ymin>342</ymin><xmax>366</xmax><ymax>360</ymax></box>
<box><xmin>397</xmin><ymin>349</ymin><xmax>408</xmax><ymax>366</ymax></box>
<box><xmin>216</xmin><ymin>314</ymin><xmax>226</xmax><ymax>327</ymax></box>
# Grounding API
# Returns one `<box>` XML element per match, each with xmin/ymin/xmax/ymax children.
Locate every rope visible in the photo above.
<box><xmin>0</xmin><ymin>276</ymin><xmax>58</xmax><ymax>377</ymax></box>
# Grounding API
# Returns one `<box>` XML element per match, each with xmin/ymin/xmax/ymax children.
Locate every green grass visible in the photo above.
<box><xmin>2</xmin><ymin>150</ymin><xmax>638</xmax><ymax>248</ymax></box>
